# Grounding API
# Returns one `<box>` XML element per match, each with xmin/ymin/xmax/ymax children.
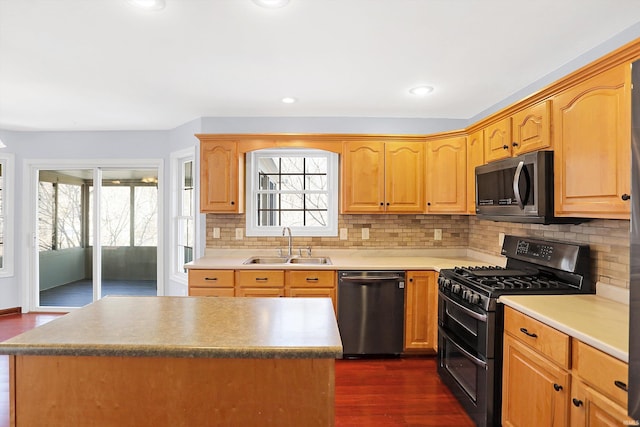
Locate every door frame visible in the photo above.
<box><xmin>23</xmin><ymin>158</ymin><xmax>164</xmax><ymax>312</ymax></box>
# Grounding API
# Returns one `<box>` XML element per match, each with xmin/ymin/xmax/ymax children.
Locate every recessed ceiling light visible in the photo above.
<box><xmin>409</xmin><ymin>85</ymin><xmax>434</xmax><ymax>96</ymax></box>
<box><xmin>281</xmin><ymin>97</ymin><xmax>297</xmax><ymax>104</ymax></box>
<box><xmin>252</xmin><ymin>0</ymin><xmax>290</xmax><ymax>8</ymax></box>
<box><xmin>126</xmin><ymin>0</ymin><xmax>166</xmax><ymax>11</ymax></box>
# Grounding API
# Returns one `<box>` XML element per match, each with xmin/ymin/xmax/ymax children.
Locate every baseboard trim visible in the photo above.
<box><xmin>0</xmin><ymin>307</ymin><xmax>21</xmax><ymax>316</ymax></box>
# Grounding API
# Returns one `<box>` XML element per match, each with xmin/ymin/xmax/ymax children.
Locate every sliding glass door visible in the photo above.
<box><xmin>35</xmin><ymin>166</ymin><xmax>160</xmax><ymax>310</ymax></box>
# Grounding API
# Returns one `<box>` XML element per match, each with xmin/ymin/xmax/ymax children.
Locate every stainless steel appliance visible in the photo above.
<box><xmin>629</xmin><ymin>59</ymin><xmax>640</xmax><ymax>421</ymax></box>
<box><xmin>475</xmin><ymin>150</ymin><xmax>582</xmax><ymax>224</ymax></box>
<box><xmin>437</xmin><ymin>235</ymin><xmax>593</xmax><ymax>427</ymax></box>
<box><xmin>337</xmin><ymin>271</ymin><xmax>405</xmax><ymax>357</ymax></box>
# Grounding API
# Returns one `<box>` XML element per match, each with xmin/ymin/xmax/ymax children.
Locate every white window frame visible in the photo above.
<box><xmin>0</xmin><ymin>153</ymin><xmax>15</xmax><ymax>278</ymax></box>
<box><xmin>169</xmin><ymin>147</ymin><xmax>197</xmax><ymax>284</ymax></box>
<box><xmin>245</xmin><ymin>149</ymin><xmax>338</xmax><ymax>237</ymax></box>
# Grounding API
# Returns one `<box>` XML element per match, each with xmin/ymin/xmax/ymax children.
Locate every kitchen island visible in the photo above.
<box><xmin>0</xmin><ymin>296</ymin><xmax>342</xmax><ymax>427</ymax></box>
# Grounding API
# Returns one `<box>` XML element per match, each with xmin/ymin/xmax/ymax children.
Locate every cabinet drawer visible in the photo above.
<box><xmin>572</xmin><ymin>340</ymin><xmax>629</xmax><ymax>407</ymax></box>
<box><xmin>236</xmin><ymin>270</ymin><xmax>285</xmax><ymax>287</ymax></box>
<box><xmin>188</xmin><ymin>270</ymin><xmax>235</xmax><ymax>287</ymax></box>
<box><xmin>504</xmin><ymin>307</ymin><xmax>570</xmax><ymax>368</ymax></box>
<box><xmin>285</xmin><ymin>270</ymin><xmax>335</xmax><ymax>287</ymax></box>
<box><xmin>189</xmin><ymin>287</ymin><xmax>235</xmax><ymax>297</ymax></box>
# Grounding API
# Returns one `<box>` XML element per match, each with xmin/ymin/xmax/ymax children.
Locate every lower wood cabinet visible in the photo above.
<box><xmin>188</xmin><ymin>269</ymin><xmax>235</xmax><ymax>297</ymax></box>
<box><xmin>235</xmin><ymin>270</ymin><xmax>285</xmax><ymax>297</ymax></box>
<box><xmin>285</xmin><ymin>270</ymin><xmax>337</xmax><ymax>313</ymax></box>
<box><xmin>404</xmin><ymin>271</ymin><xmax>437</xmax><ymax>352</ymax></box>
<box><xmin>503</xmin><ymin>307</ymin><xmax>634</xmax><ymax>427</ymax></box>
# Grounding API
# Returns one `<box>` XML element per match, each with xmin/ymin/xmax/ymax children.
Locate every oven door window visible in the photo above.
<box><xmin>442</xmin><ymin>336</ymin><xmax>480</xmax><ymax>402</ymax></box>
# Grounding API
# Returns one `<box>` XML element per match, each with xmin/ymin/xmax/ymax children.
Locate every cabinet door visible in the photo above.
<box><xmin>502</xmin><ymin>334</ymin><xmax>570</xmax><ymax>427</ymax></box>
<box><xmin>512</xmin><ymin>100</ymin><xmax>552</xmax><ymax>156</ymax></box>
<box><xmin>404</xmin><ymin>271</ymin><xmax>437</xmax><ymax>352</ymax></box>
<box><xmin>570</xmin><ymin>379</ymin><xmax>635</xmax><ymax>427</ymax></box>
<box><xmin>466</xmin><ymin>130</ymin><xmax>484</xmax><ymax>214</ymax></box>
<box><xmin>199</xmin><ymin>140</ymin><xmax>241</xmax><ymax>213</ymax></box>
<box><xmin>189</xmin><ymin>287</ymin><xmax>235</xmax><ymax>297</ymax></box>
<box><xmin>341</xmin><ymin>141</ymin><xmax>386</xmax><ymax>213</ymax></box>
<box><xmin>485</xmin><ymin>117</ymin><xmax>512</xmax><ymax>162</ymax></box>
<box><xmin>385</xmin><ymin>141</ymin><xmax>426</xmax><ymax>213</ymax></box>
<box><xmin>426</xmin><ymin>136</ymin><xmax>466</xmax><ymax>213</ymax></box>
<box><xmin>286</xmin><ymin>287</ymin><xmax>337</xmax><ymax>313</ymax></box>
<box><xmin>236</xmin><ymin>287</ymin><xmax>284</xmax><ymax>297</ymax></box>
<box><xmin>553</xmin><ymin>64</ymin><xmax>631</xmax><ymax>219</ymax></box>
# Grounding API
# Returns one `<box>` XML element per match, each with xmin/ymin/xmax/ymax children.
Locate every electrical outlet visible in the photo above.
<box><xmin>213</xmin><ymin>227</ymin><xmax>220</xmax><ymax>239</ymax></box>
<box><xmin>362</xmin><ymin>228</ymin><xmax>370</xmax><ymax>240</ymax></box>
<box><xmin>340</xmin><ymin>228</ymin><xmax>348</xmax><ymax>240</ymax></box>
<box><xmin>235</xmin><ymin>228</ymin><xmax>243</xmax><ymax>240</ymax></box>
<box><xmin>434</xmin><ymin>229</ymin><xmax>442</xmax><ymax>241</ymax></box>
<box><xmin>499</xmin><ymin>232</ymin><xmax>505</xmax><ymax>247</ymax></box>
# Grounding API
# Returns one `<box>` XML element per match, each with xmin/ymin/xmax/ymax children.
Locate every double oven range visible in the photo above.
<box><xmin>437</xmin><ymin>235</ymin><xmax>593</xmax><ymax>427</ymax></box>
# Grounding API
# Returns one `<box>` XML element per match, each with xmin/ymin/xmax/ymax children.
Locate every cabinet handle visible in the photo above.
<box><xmin>622</xmin><ymin>194</ymin><xmax>631</xmax><ymax>201</ymax></box>
<box><xmin>572</xmin><ymin>398</ymin><xmax>583</xmax><ymax>407</ymax></box>
<box><xmin>553</xmin><ymin>383</ymin><xmax>563</xmax><ymax>392</ymax></box>
<box><xmin>204</xmin><ymin>277</ymin><xmax>218</xmax><ymax>281</ymax></box>
<box><xmin>512</xmin><ymin>142</ymin><xmax>519</xmax><ymax>147</ymax></box>
<box><xmin>255</xmin><ymin>278</ymin><xmax>269</xmax><ymax>281</ymax></box>
<box><xmin>614</xmin><ymin>380</ymin><xmax>628</xmax><ymax>392</ymax></box>
<box><xmin>306</xmin><ymin>277</ymin><xmax>319</xmax><ymax>282</ymax></box>
<box><xmin>519</xmin><ymin>327</ymin><xmax>538</xmax><ymax>338</ymax></box>
<box><xmin>502</xmin><ymin>144</ymin><xmax>509</xmax><ymax>150</ymax></box>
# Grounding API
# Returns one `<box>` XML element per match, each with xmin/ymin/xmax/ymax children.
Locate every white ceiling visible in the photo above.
<box><xmin>1</xmin><ymin>0</ymin><xmax>639</xmax><ymax>132</ymax></box>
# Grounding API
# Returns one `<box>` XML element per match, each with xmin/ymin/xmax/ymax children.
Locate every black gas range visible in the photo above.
<box><xmin>437</xmin><ymin>235</ymin><xmax>593</xmax><ymax>427</ymax></box>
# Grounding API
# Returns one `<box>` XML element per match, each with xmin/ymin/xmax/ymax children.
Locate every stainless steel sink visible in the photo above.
<box><xmin>242</xmin><ymin>256</ymin><xmax>289</xmax><ymax>265</ymax></box>
<box><xmin>287</xmin><ymin>257</ymin><xmax>332</xmax><ymax>265</ymax></box>
<box><xmin>242</xmin><ymin>256</ymin><xmax>331</xmax><ymax>265</ymax></box>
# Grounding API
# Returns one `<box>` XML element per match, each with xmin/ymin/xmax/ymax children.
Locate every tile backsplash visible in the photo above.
<box><xmin>205</xmin><ymin>214</ymin><xmax>630</xmax><ymax>289</ymax></box>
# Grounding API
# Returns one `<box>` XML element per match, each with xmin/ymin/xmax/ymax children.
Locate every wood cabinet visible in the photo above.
<box><xmin>426</xmin><ymin>136</ymin><xmax>467</xmax><ymax>213</ymax></box>
<box><xmin>466</xmin><ymin>130</ymin><xmax>484</xmax><ymax>214</ymax></box>
<box><xmin>570</xmin><ymin>340</ymin><xmax>635</xmax><ymax>427</ymax></box>
<box><xmin>341</xmin><ymin>139</ymin><xmax>425</xmax><ymax>213</ymax></box>
<box><xmin>235</xmin><ymin>270</ymin><xmax>285</xmax><ymax>297</ymax></box>
<box><xmin>198</xmin><ymin>138</ymin><xmax>244</xmax><ymax>213</ymax></box>
<box><xmin>553</xmin><ymin>63</ymin><xmax>631</xmax><ymax>219</ymax></box>
<box><xmin>502</xmin><ymin>307</ymin><xmax>570</xmax><ymax>427</ymax></box>
<box><xmin>188</xmin><ymin>269</ymin><xmax>235</xmax><ymax>297</ymax></box>
<box><xmin>404</xmin><ymin>271</ymin><xmax>437</xmax><ymax>352</ymax></box>
<box><xmin>285</xmin><ymin>270</ymin><xmax>337</xmax><ymax>312</ymax></box>
<box><xmin>484</xmin><ymin>100</ymin><xmax>552</xmax><ymax>163</ymax></box>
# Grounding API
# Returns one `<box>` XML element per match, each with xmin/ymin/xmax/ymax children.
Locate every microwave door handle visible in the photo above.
<box><xmin>513</xmin><ymin>160</ymin><xmax>525</xmax><ymax>209</ymax></box>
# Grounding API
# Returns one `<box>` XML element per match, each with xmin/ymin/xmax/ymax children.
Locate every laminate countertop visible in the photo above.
<box><xmin>499</xmin><ymin>294</ymin><xmax>629</xmax><ymax>362</ymax></box>
<box><xmin>0</xmin><ymin>296</ymin><xmax>343</xmax><ymax>359</ymax></box>
<box><xmin>185</xmin><ymin>248</ymin><xmax>502</xmax><ymax>271</ymax></box>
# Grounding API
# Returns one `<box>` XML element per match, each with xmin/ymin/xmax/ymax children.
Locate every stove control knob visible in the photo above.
<box><xmin>470</xmin><ymin>293</ymin><xmax>481</xmax><ymax>305</ymax></box>
<box><xmin>437</xmin><ymin>276</ymin><xmax>444</xmax><ymax>286</ymax></box>
<box><xmin>451</xmin><ymin>284</ymin><xmax>461</xmax><ymax>294</ymax></box>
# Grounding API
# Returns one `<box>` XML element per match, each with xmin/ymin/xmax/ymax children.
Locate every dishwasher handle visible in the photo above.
<box><xmin>340</xmin><ymin>275</ymin><xmax>404</xmax><ymax>282</ymax></box>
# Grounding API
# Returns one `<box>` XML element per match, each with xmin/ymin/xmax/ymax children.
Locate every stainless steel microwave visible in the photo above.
<box><xmin>475</xmin><ymin>150</ymin><xmax>582</xmax><ymax>224</ymax></box>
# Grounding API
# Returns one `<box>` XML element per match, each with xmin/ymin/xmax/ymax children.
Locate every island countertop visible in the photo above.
<box><xmin>0</xmin><ymin>296</ymin><xmax>343</xmax><ymax>359</ymax></box>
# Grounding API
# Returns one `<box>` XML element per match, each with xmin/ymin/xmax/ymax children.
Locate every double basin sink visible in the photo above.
<box><xmin>243</xmin><ymin>256</ymin><xmax>332</xmax><ymax>265</ymax></box>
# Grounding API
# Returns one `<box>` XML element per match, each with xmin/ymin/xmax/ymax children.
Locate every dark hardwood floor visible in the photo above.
<box><xmin>0</xmin><ymin>312</ymin><xmax>474</xmax><ymax>427</ymax></box>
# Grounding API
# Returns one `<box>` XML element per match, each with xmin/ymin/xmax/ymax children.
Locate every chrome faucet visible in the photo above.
<box><xmin>282</xmin><ymin>227</ymin><xmax>293</xmax><ymax>256</ymax></box>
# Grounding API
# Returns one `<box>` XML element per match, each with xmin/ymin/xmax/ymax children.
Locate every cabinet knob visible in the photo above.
<box><xmin>427</xmin><ymin>202</ymin><xmax>431</xmax><ymax>206</ymax></box>
<box><xmin>512</xmin><ymin>142</ymin><xmax>519</xmax><ymax>147</ymax></box>
<box><xmin>572</xmin><ymin>398</ymin><xmax>583</xmax><ymax>407</ymax></box>
<box><xmin>502</xmin><ymin>144</ymin><xmax>509</xmax><ymax>150</ymax></box>
<box><xmin>386</xmin><ymin>202</ymin><xmax>390</xmax><ymax>206</ymax></box>
<box><xmin>231</xmin><ymin>201</ymin><xmax>235</xmax><ymax>205</ymax></box>
<box><xmin>380</xmin><ymin>202</ymin><xmax>384</xmax><ymax>206</ymax></box>
<box><xmin>553</xmin><ymin>383</ymin><xmax>563</xmax><ymax>392</ymax></box>
<box><xmin>622</xmin><ymin>194</ymin><xmax>631</xmax><ymax>201</ymax></box>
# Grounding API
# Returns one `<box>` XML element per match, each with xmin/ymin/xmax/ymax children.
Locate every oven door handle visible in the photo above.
<box><xmin>439</xmin><ymin>327</ymin><xmax>488</xmax><ymax>369</ymax></box>
<box><xmin>439</xmin><ymin>290</ymin><xmax>488</xmax><ymax>323</ymax></box>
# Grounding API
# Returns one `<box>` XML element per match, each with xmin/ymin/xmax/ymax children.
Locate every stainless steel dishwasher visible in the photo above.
<box><xmin>337</xmin><ymin>271</ymin><xmax>405</xmax><ymax>357</ymax></box>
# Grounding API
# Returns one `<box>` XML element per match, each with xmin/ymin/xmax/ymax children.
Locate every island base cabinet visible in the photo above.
<box><xmin>570</xmin><ymin>379</ymin><xmax>635</xmax><ymax>427</ymax></box>
<box><xmin>9</xmin><ymin>354</ymin><xmax>335</xmax><ymax>427</ymax></box>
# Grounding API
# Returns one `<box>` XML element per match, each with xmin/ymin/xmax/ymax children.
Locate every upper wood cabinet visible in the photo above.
<box><xmin>426</xmin><ymin>136</ymin><xmax>467</xmax><ymax>213</ymax></box>
<box><xmin>553</xmin><ymin>63</ymin><xmax>631</xmax><ymax>219</ymax></box>
<box><xmin>341</xmin><ymin>139</ymin><xmax>425</xmax><ymax>213</ymax></box>
<box><xmin>485</xmin><ymin>100</ymin><xmax>552</xmax><ymax>163</ymax></box>
<box><xmin>199</xmin><ymin>138</ymin><xmax>244</xmax><ymax>213</ymax></box>
<box><xmin>466</xmin><ymin>130</ymin><xmax>484</xmax><ymax>214</ymax></box>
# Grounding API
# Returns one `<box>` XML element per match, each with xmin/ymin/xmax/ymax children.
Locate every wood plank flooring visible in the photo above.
<box><xmin>0</xmin><ymin>312</ymin><xmax>474</xmax><ymax>427</ymax></box>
